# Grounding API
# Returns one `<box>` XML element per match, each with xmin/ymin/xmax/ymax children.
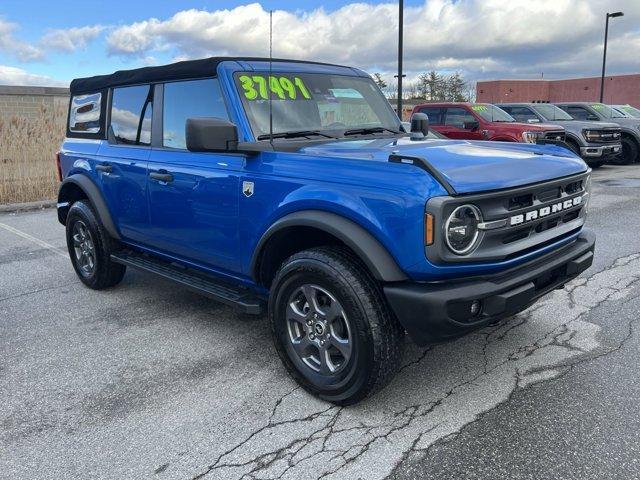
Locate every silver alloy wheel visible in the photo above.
<box><xmin>72</xmin><ymin>220</ymin><xmax>96</xmax><ymax>277</ymax></box>
<box><xmin>286</xmin><ymin>284</ymin><xmax>353</xmax><ymax>375</ymax></box>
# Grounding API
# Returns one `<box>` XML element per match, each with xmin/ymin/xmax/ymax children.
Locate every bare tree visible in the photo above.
<box><xmin>371</xmin><ymin>73</ymin><xmax>387</xmax><ymax>89</ymax></box>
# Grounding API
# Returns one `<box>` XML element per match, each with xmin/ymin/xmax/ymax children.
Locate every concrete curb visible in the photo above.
<box><xmin>0</xmin><ymin>200</ymin><xmax>56</xmax><ymax>213</ymax></box>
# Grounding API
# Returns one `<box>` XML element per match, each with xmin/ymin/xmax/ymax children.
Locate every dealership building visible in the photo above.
<box><xmin>476</xmin><ymin>73</ymin><xmax>640</xmax><ymax>108</ymax></box>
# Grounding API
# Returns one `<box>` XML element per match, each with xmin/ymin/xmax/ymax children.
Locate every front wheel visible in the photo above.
<box><xmin>269</xmin><ymin>247</ymin><xmax>404</xmax><ymax>405</ymax></box>
<box><xmin>612</xmin><ymin>137</ymin><xmax>639</xmax><ymax>165</ymax></box>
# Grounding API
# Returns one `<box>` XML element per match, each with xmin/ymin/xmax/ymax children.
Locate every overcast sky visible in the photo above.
<box><xmin>0</xmin><ymin>0</ymin><xmax>637</xmax><ymax>87</ymax></box>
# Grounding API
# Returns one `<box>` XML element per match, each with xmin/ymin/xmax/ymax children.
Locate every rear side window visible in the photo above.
<box><xmin>418</xmin><ymin>107</ymin><xmax>443</xmax><ymax>124</ymax></box>
<box><xmin>110</xmin><ymin>85</ymin><xmax>153</xmax><ymax>145</ymax></box>
<box><xmin>69</xmin><ymin>92</ymin><xmax>102</xmax><ymax>133</ymax></box>
<box><xmin>162</xmin><ymin>78</ymin><xmax>229</xmax><ymax>149</ymax></box>
<box><xmin>444</xmin><ymin>107</ymin><xmax>476</xmax><ymax>128</ymax></box>
<box><xmin>503</xmin><ymin>106</ymin><xmax>537</xmax><ymax>122</ymax></box>
<box><xmin>564</xmin><ymin>107</ymin><xmax>590</xmax><ymax>121</ymax></box>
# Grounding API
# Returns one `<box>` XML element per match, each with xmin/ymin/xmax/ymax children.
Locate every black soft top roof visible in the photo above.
<box><xmin>69</xmin><ymin>56</ymin><xmax>344</xmax><ymax>95</ymax></box>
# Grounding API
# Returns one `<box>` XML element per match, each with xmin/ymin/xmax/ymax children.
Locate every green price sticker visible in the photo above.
<box><xmin>237</xmin><ymin>74</ymin><xmax>312</xmax><ymax>101</ymax></box>
<box><xmin>591</xmin><ymin>104</ymin><xmax>605</xmax><ymax>110</ymax></box>
<box><xmin>471</xmin><ymin>105</ymin><xmax>487</xmax><ymax>111</ymax></box>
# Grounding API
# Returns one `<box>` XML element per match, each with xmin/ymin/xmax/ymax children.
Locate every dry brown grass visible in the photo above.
<box><xmin>0</xmin><ymin>103</ymin><xmax>66</xmax><ymax>204</ymax></box>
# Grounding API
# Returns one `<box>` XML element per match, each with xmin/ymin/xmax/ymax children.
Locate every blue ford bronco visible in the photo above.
<box><xmin>58</xmin><ymin>57</ymin><xmax>595</xmax><ymax>404</ymax></box>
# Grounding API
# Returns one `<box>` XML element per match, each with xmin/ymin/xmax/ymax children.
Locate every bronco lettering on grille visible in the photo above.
<box><xmin>510</xmin><ymin>196</ymin><xmax>583</xmax><ymax>226</ymax></box>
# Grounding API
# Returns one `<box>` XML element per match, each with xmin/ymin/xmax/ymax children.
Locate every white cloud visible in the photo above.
<box><xmin>41</xmin><ymin>25</ymin><xmax>105</xmax><ymax>52</ymax></box>
<box><xmin>0</xmin><ymin>65</ymin><xmax>68</xmax><ymax>86</ymax></box>
<box><xmin>0</xmin><ymin>18</ymin><xmax>44</xmax><ymax>62</ymax></box>
<box><xmin>105</xmin><ymin>0</ymin><xmax>640</xmax><ymax>81</ymax></box>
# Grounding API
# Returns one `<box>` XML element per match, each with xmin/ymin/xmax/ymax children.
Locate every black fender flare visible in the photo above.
<box><xmin>619</xmin><ymin>128</ymin><xmax>640</xmax><ymax>145</ymax></box>
<box><xmin>250</xmin><ymin>210</ymin><xmax>408</xmax><ymax>283</ymax></box>
<box><xmin>57</xmin><ymin>174</ymin><xmax>120</xmax><ymax>240</ymax></box>
<box><xmin>562</xmin><ymin>133</ymin><xmax>582</xmax><ymax>151</ymax></box>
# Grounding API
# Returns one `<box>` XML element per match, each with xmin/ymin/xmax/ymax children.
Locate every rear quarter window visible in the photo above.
<box><xmin>69</xmin><ymin>92</ymin><xmax>103</xmax><ymax>134</ymax></box>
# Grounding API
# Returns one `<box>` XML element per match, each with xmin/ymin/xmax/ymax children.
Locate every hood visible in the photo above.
<box><xmin>300</xmin><ymin>137</ymin><xmax>587</xmax><ymax>195</ymax></box>
<box><xmin>542</xmin><ymin>119</ymin><xmax>621</xmax><ymax>134</ymax></box>
<box><xmin>557</xmin><ymin>120</ymin><xmax>620</xmax><ymax>130</ymax></box>
<box><xmin>607</xmin><ymin>116</ymin><xmax>640</xmax><ymax>129</ymax></box>
<box><xmin>498</xmin><ymin>121</ymin><xmax>564</xmax><ymax>132</ymax></box>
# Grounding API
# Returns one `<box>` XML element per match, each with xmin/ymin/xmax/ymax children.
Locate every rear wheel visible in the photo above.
<box><xmin>269</xmin><ymin>247</ymin><xmax>404</xmax><ymax>405</ymax></box>
<box><xmin>66</xmin><ymin>200</ymin><xmax>126</xmax><ymax>289</ymax></box>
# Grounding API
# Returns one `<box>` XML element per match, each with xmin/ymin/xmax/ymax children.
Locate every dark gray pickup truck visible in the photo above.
<box><xmin>555</xmin><ymin>102</ymin><xmax>639</xmax><ymax>165</ymax></box>
<box><xmin>499</xmin><ymin>103</ymin><xmax>621</xmax><ymax>168</ymax></box>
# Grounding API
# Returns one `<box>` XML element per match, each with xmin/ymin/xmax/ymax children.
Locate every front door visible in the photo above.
<box><xmin>441</xmin><ymin>107</ymin><xmax>484</xmax><ymax>140</ymax></box>
<box><xmin>146</xmin><ymin>78</ymin><xmax>241</xmax><ymax>274</ymax></box>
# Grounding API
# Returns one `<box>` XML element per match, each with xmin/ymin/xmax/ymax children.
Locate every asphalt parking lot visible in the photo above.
<box><xmin>2</xmin><ymin>165</ymin><xmax>640</xmax><ymax>480</ymax></box>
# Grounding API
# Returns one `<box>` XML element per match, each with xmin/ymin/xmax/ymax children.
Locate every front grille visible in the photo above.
<box><xmin>594</xmin><ymin>129</ymin><xmax>621</xmax><ymax>143</ymax></box>
<box><xmin>426</xmin><ymin>172</ymin><xmax>590</xmax><ymax>265</ymax></box>
<box><xmin>543</xmin><ymin>130</ymin><xmax>565</xmax><ymax>142</ymax></box>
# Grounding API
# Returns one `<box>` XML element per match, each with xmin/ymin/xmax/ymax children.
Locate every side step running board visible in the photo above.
<box><xmin>111</xmin><ymin>251</ymin><xmax>264</xmax><ymax>315</ymax></box>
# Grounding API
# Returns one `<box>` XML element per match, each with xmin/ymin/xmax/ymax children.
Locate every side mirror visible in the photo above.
<box><xmin>186</xmin><ymin>117</ymin><xmax>239</xmax><ymax>152</ymax></box>
<box><xmin>463</xmin><ymin>120</ymin><xmax>480</xmax><ymax>131</ymax></box>
<box><xmin>527</xmin><ymin>118</ymin><xmax>540</xmax><ymax>124</ymax></box>
<box><xmin>410</xmin><ymin>113</ymin><xmax>429</xmax><ymax>138</ymax></box>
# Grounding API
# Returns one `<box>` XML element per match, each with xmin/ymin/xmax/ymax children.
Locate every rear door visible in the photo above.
<box><xmin>96</xmin><ymin>84</ymin><xmax>153</xmax><ymax>243</ymax></box>
<box><xmin>146</xmin><ymin>77</ymin><xmax>242</xmax><ymax>274</ymax></box>
<box><xmin>442</xmin><ymin>107</ymin><xmax>483</xmax><ymax>140</ymax></box>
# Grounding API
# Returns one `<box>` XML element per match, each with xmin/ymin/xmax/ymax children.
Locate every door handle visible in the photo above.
<box><xmin>149</xmin><ymin>171</ymin><xmax>174</xmax><ymax>183</ymax></box>
<box><xmin>95</xmin><ymin>164</ymin><xmax>113</xmax><ymax>173</ymax></box>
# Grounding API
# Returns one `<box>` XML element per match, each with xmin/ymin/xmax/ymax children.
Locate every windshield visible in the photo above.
<box><xmin>470</xmin><ymin>104</ymin><xmax>515</xmax><ymax>122</ymax></box>
<box><xmin>619</xmin><ymin>105</ymin><xmax>640</xmax><ymax>118</ymax></box>
<box><xmin>234</xmin><ymin>72</ymin><xmax>400</xmax><ymax>139</ymax></box>
<box><xmin>590</xmin><ymin>103</ymin><xmax>627</xmax><ymax>119</ymax></box>
<box><xmin>532</xmin><ymin>104</ymin><xmax>573</xmax><ymax>121</ymax></box>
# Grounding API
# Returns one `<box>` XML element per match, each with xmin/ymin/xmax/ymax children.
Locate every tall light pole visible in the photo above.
<box><xmin>600</xmin><ymin>11</ymin><xmax>624</xmax><ymax>103</ymax></box>
<box><xmin>396</xmin><ymin>0</ymin><xmax>404</xmax><ymax>117</ymax></box>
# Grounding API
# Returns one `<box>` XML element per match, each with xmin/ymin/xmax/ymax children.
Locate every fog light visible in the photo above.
<box><xmin>470</xmin><ymin>300</ymin><xmax>482</xmax><ymax>317</ymax></box>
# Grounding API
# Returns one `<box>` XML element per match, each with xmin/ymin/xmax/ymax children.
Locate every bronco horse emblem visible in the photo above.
<box><xmin>242</xmin><ymin>181</ymin><xmax>254</xmax><ymax>197</ymax></box>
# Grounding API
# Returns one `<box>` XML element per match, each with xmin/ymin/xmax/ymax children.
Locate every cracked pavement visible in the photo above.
<box><xmin>1</xmin><ymin>166</ymin><xmax>640</xmax><ymax>479</ymax></box>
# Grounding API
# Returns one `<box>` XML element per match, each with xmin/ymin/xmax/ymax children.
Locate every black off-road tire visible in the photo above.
<box><xmin>587</xmin><ymin>160</ymin><xmax>605</xmax><ymax>169</ymax></box>
<box><xmin>564</xmin><ymin>138</ymin><xmax>581</xmax><ymax>157</ymax></box>
<box><xmin>612</xmin><ymin>136</ymin><xmax>639</xmax><ymax>165</ymax></box>
<box><xmin>65</xmin><ymin>200</ymin><xmax>126</xmax><ymax>289</ymax></box>
<box><xmin>269</xmin><ymin>246</ymin><xmax>405</xmax><ymax>405</ymax></box>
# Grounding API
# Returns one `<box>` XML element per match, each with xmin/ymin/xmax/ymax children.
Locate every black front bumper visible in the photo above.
<box><xmin>384</xmin><ymin>229</ymin><xmax>596</xmax><ymax>346</ymax></box>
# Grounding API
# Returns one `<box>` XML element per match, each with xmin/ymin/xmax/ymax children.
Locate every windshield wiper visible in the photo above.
<box><xmin>256</xmin><ymin>130</ymin><xmax>334</xmax><ymax>141</ymax></box>
<box><xmin>343</xmin><ymin>127</ymin><xmax>401</xmax><ymax>136</ymax></box>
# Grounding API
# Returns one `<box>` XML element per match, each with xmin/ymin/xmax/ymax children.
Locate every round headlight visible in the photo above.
<box><xmin>445</xmin><ymin>205</ymin><xmax>482</xmax><ymax>255</ymax></box>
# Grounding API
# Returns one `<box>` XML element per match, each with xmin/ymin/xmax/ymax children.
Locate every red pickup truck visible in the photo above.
<box><xmin>412</xmin><ymin>102</ymin><xmax>565</xmax><ymax>144</ymax></box>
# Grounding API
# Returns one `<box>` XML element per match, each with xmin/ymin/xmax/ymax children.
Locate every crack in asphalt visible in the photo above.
<box><xmin>187</xmin><ymin>253</ymin><xmax>640</xmax><ymax>480</ymax></box>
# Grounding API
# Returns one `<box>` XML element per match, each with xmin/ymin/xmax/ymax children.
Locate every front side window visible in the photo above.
<box><xmin>444</xmin><ymin>107</ymin><xmax>476</xmax><ymax>128</ymax></box>
<box><xmin>163</xmin><ymin>78</ymin><xmax>229</xmax><ymax>149</ymax></box>
<box><xmin>110</xmin><ymin>85</ymin><xmax>152</xmax><ymax>145</ymax></box>
<box><xmin>234</xmin><ymin>72</ymin><xmax>399</xmax><ymax>138</ymax></box>
<box><xmin>69</xmin><ymin>92</ymin><xmax>102</xmax><ymax>133</ymax></box>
